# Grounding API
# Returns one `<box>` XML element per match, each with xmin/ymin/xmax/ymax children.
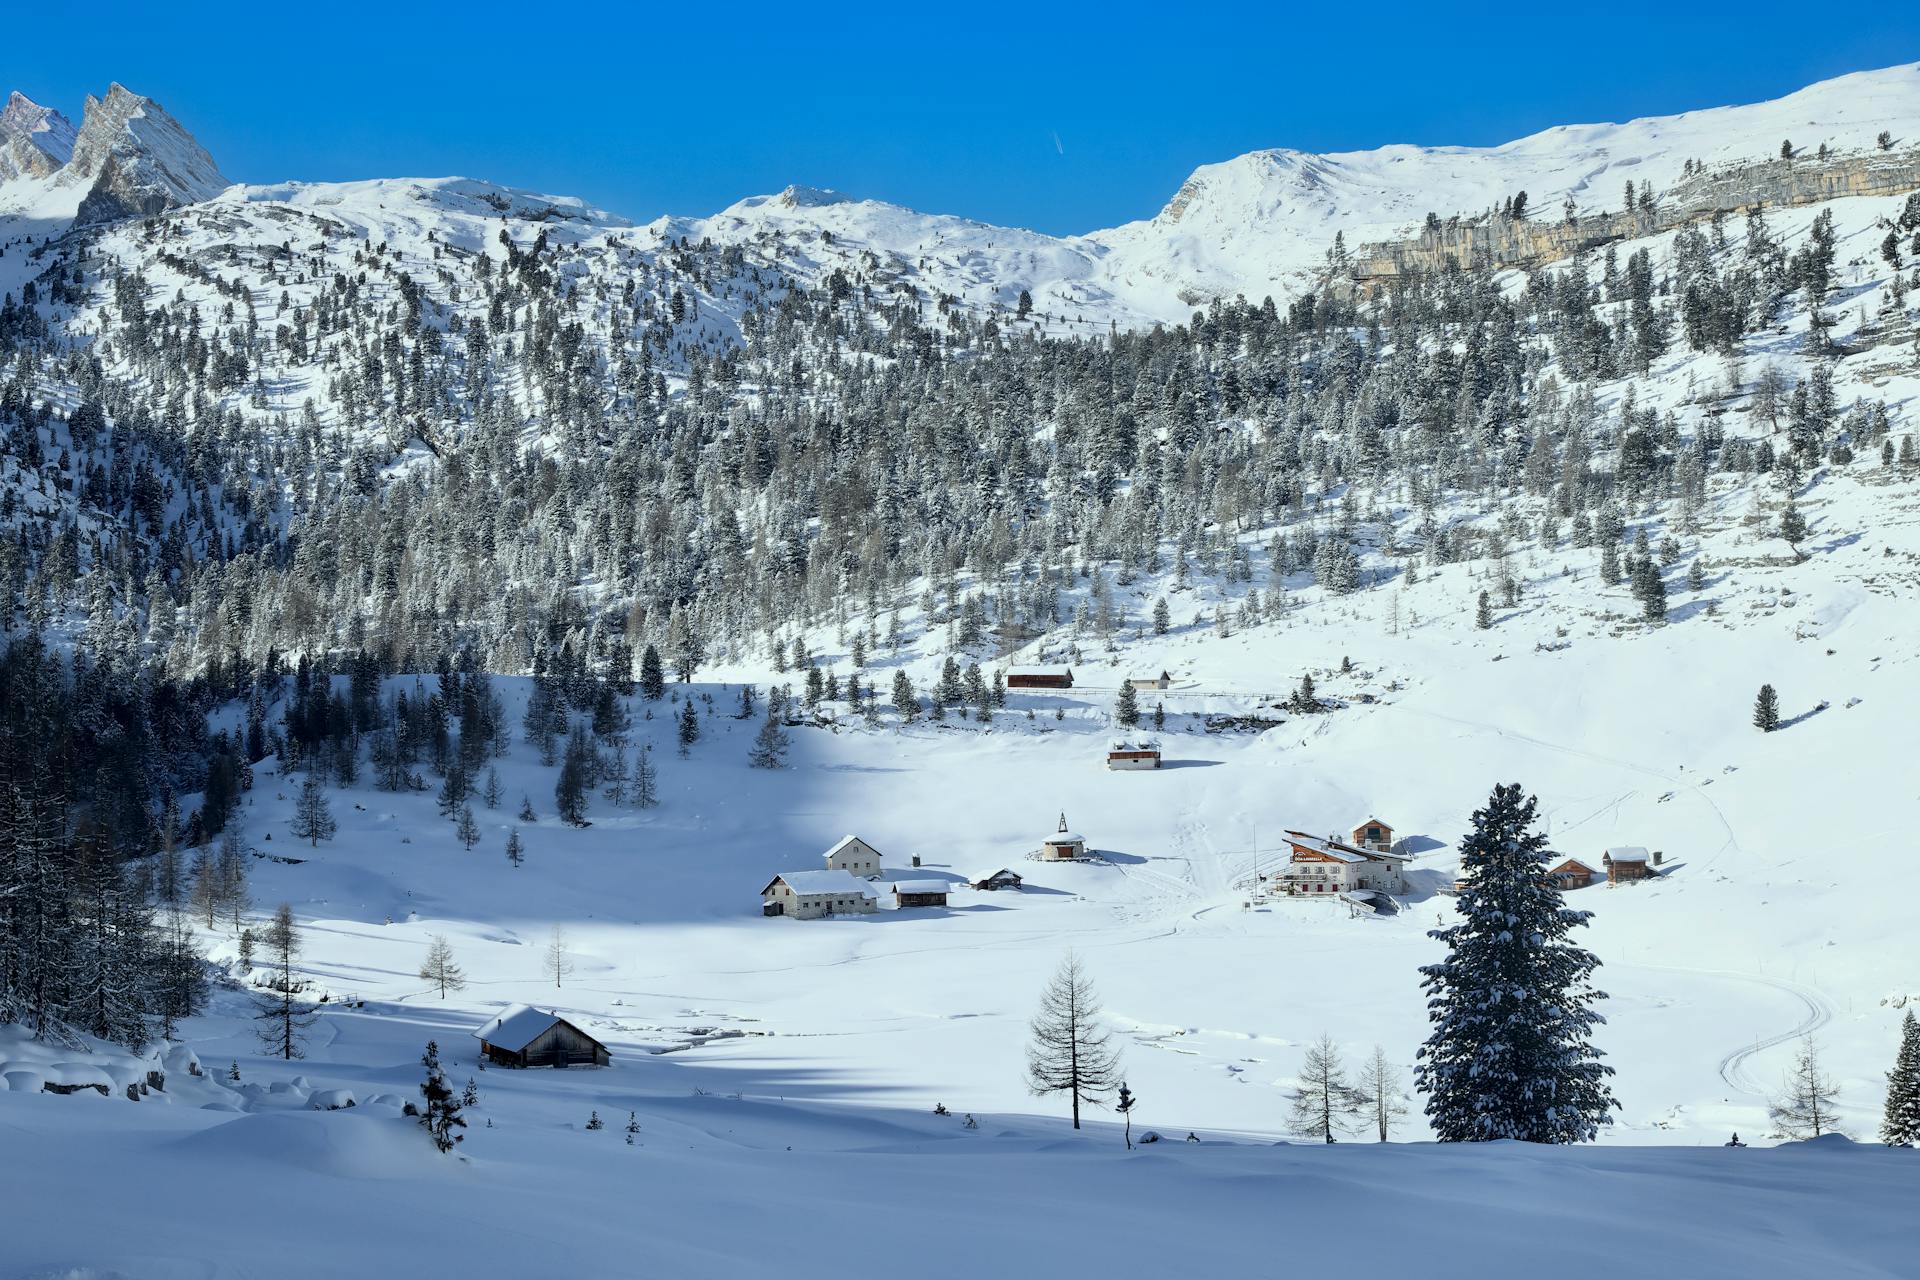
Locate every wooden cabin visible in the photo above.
<box><xmin>1603</xmin><ymin>847</ymin><xmax>1657</xmax><ymax>884</ymax></box>
<box><xmin>1040</xmin><ymin>812</ymin><xmax>1087</xmax><ymax>860</ymax></box>
<box><xmin>823</xmin><ymin>834</ymin><xmax>883</xmax><ymax>879</ymax></box>
<box><xmin>969</xmin><ymin>868</ymin><xmax>1024</xmax><ymax>891</ymax></box>
<box><xmin>1128</xmin><ymin>671</ymin><xmax>1172</xmax><ymax>692</ymax></box>
<box><xmin>1548</xmin><ymin>858</ymin><xmax>1600</xmax><ymax>889</ymax></box>
<box><xmin>1351</xmin><ymin>819</ymin><xmax>1395</xmax><ymax>852</ymax></box>
<box><xmin>471</xmin><ymin>1005</ymin><xmax>610</xmax><ymax>1069</ymax></box>
<box><xmin>1007</xmin><ymin>668</ymin><xmax>1074</xmax><ymax>690</ymax></box>
<box><xmin>761</xmin><ymin>870</ymin><xmax>879</xmax><ymax>919</ymax></box>
<box><xmin>1106</xmin><ymin>738</ymin><xmax>1162</xmax><ymax>770</ymax></box>
<box><xmin>892</xmin><ymin>880</ymin><xmax>950</xmax><ymax>908</ymax></box>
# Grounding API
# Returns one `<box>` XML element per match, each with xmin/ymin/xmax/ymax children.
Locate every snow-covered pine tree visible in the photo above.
<box><xmin>1416</xmin><ymin>784</ymin><xmax>1617</xmax><ymax>1142</ymax></box>
<box><xmin>1754</xmin><ymin>683</ymin><xmax>1781</xmax><ymax>732</ymax></box>
<box><xmin>1114</xmin><ymin>681</ymin><xmax>1139</xmax><ymax>728</ymax></box>
<box><xmin>505</xmin><ymin>829</ymin><xmax>525</xmax><ymax>867</ymax></box>
<box><xmin>417</xmin><ymin>1040</ymin><xmax>466</xmax><ymax>1153</ymax></box>
<box><xmin>890</xmin><ymin>670</ymin><xmax>920</xmax><ymax>722</ymax></box>
<box><xmin>1288</xmin><ymin>673</ymin><xmax>1320</xmax><ymax>714</ymax></box>
<box><xmin>1882</xmin><ymin>1010</ymin><xmax>1920</xmax><ymax>1146</ymax></box>
<box><xmin>555</xmin><ymin>733</ymin><xmax>592</xmax><ymax>826</ymax></box>
<box><xmin>639</xmin><ymin>644</ymin><xmax>666</xmax><ymax>701</ymax></box>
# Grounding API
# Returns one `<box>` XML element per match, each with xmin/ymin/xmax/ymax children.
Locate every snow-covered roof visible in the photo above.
<box><xmin>1109</xmin><ymin>737</ymin><xmax>1161</xmax><ymax>751</ymax></box>
<box><xmin>1045</xmin><ymin>831</ymin><xmax>1086</xmax><ymax>845</ymax></box>
<box><xmin>972</xmin><ymin>867</ymin><xmax>1022</xmax><ymax>881</ymax></box>
<box><xmin>473</xmin><ymin>1004</ymin><xmax>566</xmax><ymax>1050</ymax></box>
<box><xmin>763</xmin><ymin>870</ymin><xmax>879</xmax><ymax>899</ymax></box>
<box><xmin>1284</xmin><ymin>830</ymin><xmax>1410</xmax><ymax>863</ymax></box>
<box><xmin>1606</xmin><ymin>847</ymin><xmax>1651</xmax><ymax>863</ymax></box>
<box><xmin>1008</xmin><ymin>668</ymin><xmax>1072</xmax><ymax>677</ymax></box>
<box><xmin>892</xmin><ymin>880</ymin><xmax>950</xmax><ymax>895</ymax></box>
<box><xmin>825</xmin><ymin>834</ymin><xmax>874</xmax><ymax>856</ymax></box>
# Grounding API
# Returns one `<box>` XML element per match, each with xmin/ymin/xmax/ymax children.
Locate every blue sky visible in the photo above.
<box><xmin>8</xmin><ymin>2</ymin><xmax>1919</xmax><ymax>234</ymax></box>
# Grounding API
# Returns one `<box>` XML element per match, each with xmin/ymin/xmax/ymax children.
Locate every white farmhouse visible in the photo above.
<box><xmin>824</xmin><ymin>835</ymin><xmax>883</xmax><ymax>878</ymax></box>
<box><xmin>1277</xmin><ymin>830</ymin><xmax>1412</xmax><ymax>896</ymax></box>
<box><xmin>760</xmin><ymin>871</ymin><xmax>879</xmax><ymax>919</ymax></box>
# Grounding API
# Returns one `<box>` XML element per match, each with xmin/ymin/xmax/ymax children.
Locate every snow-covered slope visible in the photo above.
<box><xmin>636</xmin><ymin>183</ymin><xmax>1154</xmax><ymax>333</ymax></box>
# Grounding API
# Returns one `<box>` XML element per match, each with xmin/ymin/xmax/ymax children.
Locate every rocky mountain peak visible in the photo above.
<box><xmin>63</xmin><ymin>83</ymin><xmax>228</xmax><ymax>223</ymax></box>
<box><xmin>0</xmin><ymin>90</ymin><xmax>78</xmax><ymax>182</ymax></box>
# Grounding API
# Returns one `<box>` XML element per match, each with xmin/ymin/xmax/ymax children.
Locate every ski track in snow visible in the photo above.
<box><xmin>1623</xmin><ymin>962</ymin><xmax>1835</xmax><ymax>1098</ymax></box>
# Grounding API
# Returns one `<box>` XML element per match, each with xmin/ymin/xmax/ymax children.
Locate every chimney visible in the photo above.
<box><xmin>1653</xmin><ymin>850</ymin><xmax>1664</xmax><ymax>866</ymax></box>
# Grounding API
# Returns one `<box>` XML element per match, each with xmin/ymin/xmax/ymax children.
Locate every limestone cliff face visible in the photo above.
<box><xmin>0</xmin><ymin>92</ymin><xmax>77</xmax><ymax>183</ymax></box>
<box><xmin>64</xmin><ymin>84</ymin><xmax>229</xmax><ymax>224</ymax></box>
<box><xmin>1345</xmin><ymin>148</ymin><xmax>1920</xmax><ymax>286</ymax></box>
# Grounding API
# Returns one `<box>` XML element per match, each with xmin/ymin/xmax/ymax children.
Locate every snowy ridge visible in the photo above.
<box><xmin>9</xmin><ymin>65</ymin><xmax>1920</xmax><ymax>329</ymax></box>
<box><xmin>222</xmin><ymin>176</ymin><xmax>631</xmax><ymax>231</ymax></box>
<box><xmin>1086</xmin><ymin>62</ymin><xmax>1920</xmax><ymax>311</ymax></box>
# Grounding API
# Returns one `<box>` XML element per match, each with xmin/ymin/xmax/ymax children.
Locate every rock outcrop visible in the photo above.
<box><xmin>1346</xmin><ymin>147</ymin><xmax>1920</xmax><ymax>288</ymax></box>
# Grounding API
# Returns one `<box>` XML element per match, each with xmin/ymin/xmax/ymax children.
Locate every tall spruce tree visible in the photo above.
<box><xmin>638</xmin><ymin>645</ymin><xmax>666</xmax><ymax>701</ymax></box>
<box><xmin>1416</xmin><ymin>784</ymin><xmax>1617</xmax><ymax>1142</ymax></box>
<box><xmin>1881</xmin><ymin>1010</ymin><xmax>1920</xmax><ymax>1145</ymax></box>
<box><xmin>1754</xmin><ymin>684</ymin><xmax>1781</xmax><ymax>732</ymax></box>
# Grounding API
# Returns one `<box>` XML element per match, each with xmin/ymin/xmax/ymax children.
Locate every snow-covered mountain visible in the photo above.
<box><xmin>11</xmin><ymin>63</ymin><xmax>1918</xmax><ymax>328</ymax></box>
<box><xmin>6</xmin><ymin>56</ymin><xmax>1920</xmax><ymax>1277</ymax></box>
